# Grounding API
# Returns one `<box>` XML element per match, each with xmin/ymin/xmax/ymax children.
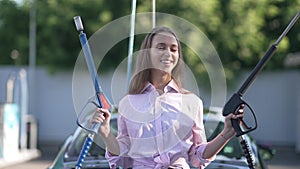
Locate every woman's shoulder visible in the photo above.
<box><xmin>119</xmin><ymin>94</ymin><xmax>144</xmax><ymax>102</ymax></box>
<box><xmin>118</xmin><ymin>95</ymin><xmax>131</xmax><ymax>108</ymax></box>
<box><xmin>179</xmin><ymin>91</ymin><xmax>203</xmax><ymax>107</ymax></box>
<box><xmin>118</xmin><ymin>93</ymin><xmax>149</xmax><ymax>109</ymax></box>
<box><xmin>179</xmin><ymin>87</ymin><xmax>201</xmax><ymax>98</ymax></box>
<box><xmin>117</xmin><ymin>94</ymin><xmax>154</xmax><ymax>121</ymax></box>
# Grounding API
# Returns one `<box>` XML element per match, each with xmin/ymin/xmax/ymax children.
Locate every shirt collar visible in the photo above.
<box><xmin>140</xmin><ymin>79</ymin><xmax>180</xmax><ymax>94</ymax></box>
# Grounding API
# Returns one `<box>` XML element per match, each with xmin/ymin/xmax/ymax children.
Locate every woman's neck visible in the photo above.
<box><xmin>150</xmin><ymin>70</ymin><xmax>172</xmax><ymax>91</ymax></box>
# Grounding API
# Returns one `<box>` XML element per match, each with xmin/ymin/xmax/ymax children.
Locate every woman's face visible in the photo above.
<box><xmin>150</xmin><ymin>32</ymin><xmax>179</xmax><ymax>74</ymax></box>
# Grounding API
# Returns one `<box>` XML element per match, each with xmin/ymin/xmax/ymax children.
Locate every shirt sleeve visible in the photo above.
<box><xmin>188</xmin><ymin>98</ymin><xmax>216</xmax><ymax>168</ymax></box>
<box><xmin>105</xmin><ymin>112</ymin><xmax>133</xmax><ymax>168</ymax></box>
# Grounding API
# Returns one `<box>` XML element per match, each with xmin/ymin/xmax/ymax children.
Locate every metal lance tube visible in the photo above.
<box><xmin>73</xmin><ymin>16</ymin><xmax>111</xmax><ymax>169</ymax></box>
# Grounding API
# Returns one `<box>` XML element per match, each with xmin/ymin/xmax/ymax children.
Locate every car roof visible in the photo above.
<box><xmin>204</xmin><ymin>106</ymin><xmax>225</xmax><ymax>122</ymax></box>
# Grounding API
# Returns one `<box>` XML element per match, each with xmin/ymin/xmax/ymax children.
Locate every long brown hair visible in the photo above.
<box><xmin>128</xmin><ymin>26</ymin><xmax>186</xmax><ymax>94</ymax></box>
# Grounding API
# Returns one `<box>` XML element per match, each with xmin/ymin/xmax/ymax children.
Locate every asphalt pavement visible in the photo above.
<box><xmin>0</xmin><ymin>144</ymin><xmax>299</xmax><ymax>169</ymax></box>
<box><xmin>265</xmin><ymin>146</ymin><xmax>300</xmax><ymax>169</ymax></box>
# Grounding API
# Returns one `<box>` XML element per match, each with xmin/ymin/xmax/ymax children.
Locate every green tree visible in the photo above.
<box><xmin>0</xmin><ymin>0</ymin><xmax>29</xmax><ymax>65</ymax></box>
<box><xmin>35</xmin><ymin>0</ymin><xmax>130</xmax><ymax>72</ymax></box>
<box><xmin>0</xmin><ymin>0</ymin><xmax>300</xmax><ymax>84</ymax></box>
<box><xmin>138</xmin><ymin>0</ymin><xmax>300</xmax><ymax>83</ymax></box>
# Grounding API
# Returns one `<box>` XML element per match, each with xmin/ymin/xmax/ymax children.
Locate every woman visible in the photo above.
<box><xmin>91</xmin><ymin>26</ymin><xmax>244</xmax><ymax>169</ymax></box>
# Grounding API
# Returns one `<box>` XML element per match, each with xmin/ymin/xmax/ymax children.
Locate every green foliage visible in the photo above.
<box><xmin>0</xmin><ymin>0</ymin><xmax>29</xmax><ymax>65</ymax></box>
<box><xmin>138</xmin><ymin>0</ymin><xmax>300</xmax><ymax>87</ymax></box>
<box><xmin>34</xmin><ymin>0</ymin><xmax>130</xmax><ymax>72</ymax></box>
<box><xmin>0</xmin><ymin>0</ymin><xmax>300</xmax><ymax>85</ymax></box>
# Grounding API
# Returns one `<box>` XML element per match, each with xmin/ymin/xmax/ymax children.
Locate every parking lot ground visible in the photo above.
<box><xmin>0</xmin><ymin>142</ymin><xmax>58</xmax><ymax>169</ymax></box>
<box><xmin>266</xmin><ymin>146</ymin><xmax>300</xmax><ymax>169</ymax></box>
<box><xmin>0</xmin><ymin>144</ymin><xmax>299</xmax><ymax>169</ymax></box>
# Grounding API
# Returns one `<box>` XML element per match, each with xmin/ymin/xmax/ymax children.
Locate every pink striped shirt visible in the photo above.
<box><xmin>105</xmin><ymin>80</ymin><xmax>214</xmax><ymax>169</ymax></box>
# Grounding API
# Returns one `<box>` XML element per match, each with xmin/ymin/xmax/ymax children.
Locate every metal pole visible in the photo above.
<box><xmin>29</xmin><ymin>0</ymin><xmax>36</xmax><ymax>117</ymax></box>
<box><xmin>152</xmin><ymin>0</ymin><xmax>156</xmax><ymax>28</ymax></box>
<box><xmin>126</xmin><ymin>0</ymin><xmax>137</xmax><ymax>90</ymax></box>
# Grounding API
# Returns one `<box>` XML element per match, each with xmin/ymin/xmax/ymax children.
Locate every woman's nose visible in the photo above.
<box><xmin>163</xmin><ymin>48</ymin><xmax>171</xmax><ymax>57</ymax></box>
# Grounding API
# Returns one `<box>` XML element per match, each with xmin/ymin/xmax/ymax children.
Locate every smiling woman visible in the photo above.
<box><xmin>150</xmin><ymin>32</ymin><xmax>179</xmax><ymax>73</ymax></box>
<box><xmin>88</xmin><ymin>26</ymin><xmax>245</xmax><ymax>169</ymax></box>
<box><xmin>129</xmin><ymin>27</ymin><xmax>185</xmax><ymax>95</ymax></box>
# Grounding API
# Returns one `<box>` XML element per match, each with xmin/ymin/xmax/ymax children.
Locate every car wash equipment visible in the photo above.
<box><xmin>73</xmin><ymin>16</ymin><xmax>112</xmax><ymax>169</ymax></box>
<box><xmin>223</xmin><ymin>10</ymin><xmax>300</xmax><ymax>169</ymax></box>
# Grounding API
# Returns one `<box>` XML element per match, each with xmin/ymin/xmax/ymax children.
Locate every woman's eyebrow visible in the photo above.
<box><xmin>155</xmin><ymin>42</ymin><xmax>178</xmax><ymax>47</ymax></box>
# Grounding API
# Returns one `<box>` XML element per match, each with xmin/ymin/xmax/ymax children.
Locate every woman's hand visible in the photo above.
<box><xmin>90</xmin><ymin>108</ymin><xmax>120</xmax><ymax>155</ymax></box>
<box><xmin>90</xmin><ymin>108</ymin><xmax>112</xmax><ymax>137</ymax></box>
<box><xmin>221</xmin><ymin>104</ymin><xmax>245</xmax><ymax>140</ymax></box>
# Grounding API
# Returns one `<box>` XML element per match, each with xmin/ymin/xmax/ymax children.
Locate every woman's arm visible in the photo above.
<box><xmin>188</xmin><ymin>102</ymin><xmax>244</xmax><ymax>168</ymax></box>
<box><xmin>202</xmin><ymin>108</ymin><xmax>244</xmax><ymax>159</ymax></box>
<box><xmin>91</xmin><ymin>108</ymin><xmax>133</xmax><ymax>168</ymax></box>
<box><xmin>91</xmin><ymin>108</ymin><xmax>120</xmax><ymax>155</ymax></box>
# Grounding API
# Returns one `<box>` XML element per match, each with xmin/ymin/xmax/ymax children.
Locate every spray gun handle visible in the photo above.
<box><xmin>223</xmin><ymin>93</ymin><xmax>257</xmax><ymax>137</ymax></box>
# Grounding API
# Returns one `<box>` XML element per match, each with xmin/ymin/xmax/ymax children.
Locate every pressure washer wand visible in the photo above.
<box><xmin>223</xmin><ymin>11</ymin><xmax>300</xmax><ymax>169</ymax></box>
<box><xmin>73</xmin><ymin>16</ymin><xmax>111</xmax><ymax>169</ymax></box>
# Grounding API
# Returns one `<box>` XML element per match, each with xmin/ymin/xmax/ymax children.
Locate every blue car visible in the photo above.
<box><xmin>48</xmin><ymin>108</ymin><xmax>274</xmax><ymax>169</ymax></box>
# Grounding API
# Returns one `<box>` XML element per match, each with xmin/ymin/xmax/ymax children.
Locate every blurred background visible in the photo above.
<box><xmin>0</xmin><ymin>0</ymin><xmax>300</xmax><ymax>168</ymax></box>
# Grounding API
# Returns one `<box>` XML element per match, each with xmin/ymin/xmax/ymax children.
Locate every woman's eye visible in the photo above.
<box><xmin>171</xmin><ymin>48</ymin><xmax>178</xmax><ymax>52</ymax></box>
<box><xmin>171</xmin><ymin>48</ymin><xmax>177</xmax><ymax>52</ymax></box>
<box><xmin>157</xmin><ymin>46</ymin><xmax>165</xmax><ymax>50</ymax></box>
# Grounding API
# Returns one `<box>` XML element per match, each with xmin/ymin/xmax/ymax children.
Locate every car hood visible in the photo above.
<box><xmin>206</xmin><ymin>155</ymin><xmax>250</xmax><ymax>169</ymax></box>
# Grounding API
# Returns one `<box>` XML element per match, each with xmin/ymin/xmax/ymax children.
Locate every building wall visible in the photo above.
<box><xmin>0</xmin><ymin>66</ymin><xmax>299</xmax><ymax>149</ymax></box>
<box><xmin>243</xmin><ymin>71</ymin><xmax>300</xmax><ymax>146</ymax></box>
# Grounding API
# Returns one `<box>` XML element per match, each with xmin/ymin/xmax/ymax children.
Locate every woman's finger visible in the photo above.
<box><xmin>232</xmin><ymin>113</ymin><xmax>244</xmax><ymax>119</ymax></box>
<box><xmin>90</xmin><ymin>117</ymin><xmax>102</xmax><ymax>123</ymax></box>
<box><xmin>99</xmin><ymin>108</ymin><xmax>111</xmax><ymax>117</ymax></box>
